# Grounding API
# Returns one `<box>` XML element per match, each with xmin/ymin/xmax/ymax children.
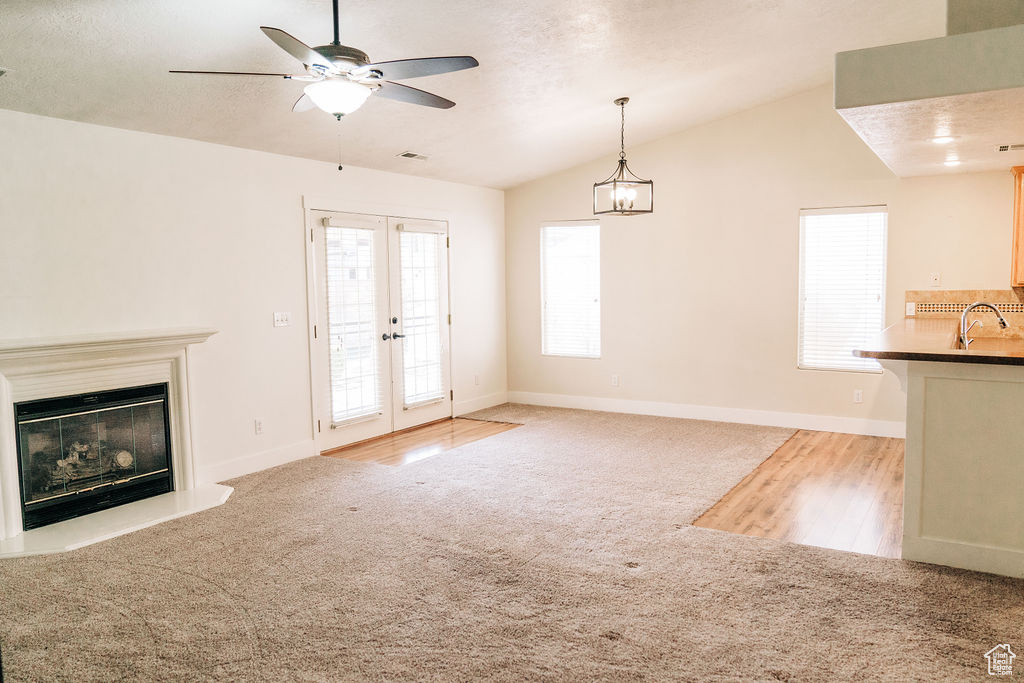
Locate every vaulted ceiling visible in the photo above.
<box><xmin>0</xmin><ymin>1</ymin><xmax>945</xmax><ymax>188</ymax></box>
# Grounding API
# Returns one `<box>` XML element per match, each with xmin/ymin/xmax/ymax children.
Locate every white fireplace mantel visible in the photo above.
<box><xmin>0</xmin><ymin>327</ymin><xmax>231</xmax><ymax>557</ymax></box>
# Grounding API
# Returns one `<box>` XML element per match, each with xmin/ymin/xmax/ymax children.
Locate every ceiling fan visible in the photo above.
<box><xmin>170</xmin><ymin>0</ymin><xmax>479</xmax><ymax>119</ymax></box>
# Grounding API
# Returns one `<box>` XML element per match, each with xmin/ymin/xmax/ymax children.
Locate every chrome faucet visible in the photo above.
<box><xmin>960</xmin><ymin>302</ymin><xmax>1009</xmax><ymax>349</ymax></box>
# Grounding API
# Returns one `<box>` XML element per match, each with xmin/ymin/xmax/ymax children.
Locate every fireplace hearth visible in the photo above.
<box><xmin>16</xmin><ymin>384</ymin><xmax>174</xmax><ymax>529</ymax></box>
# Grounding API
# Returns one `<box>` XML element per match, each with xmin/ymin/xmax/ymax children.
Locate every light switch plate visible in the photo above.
<box><xmin>929</xmin><ymin>272</ymin><xmax>942</xmax><ymax>287</ymax></box>
<box><xmin>273</xmin><ymin>312</ymin><xmax>291</xmax><ymax>327</ymax></box>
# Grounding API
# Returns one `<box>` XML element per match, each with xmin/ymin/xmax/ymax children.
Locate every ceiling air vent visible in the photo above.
<box><xmin>396</xmin><ymin>151</ymin><xmax>429</xmax><ymax>161</ymax></box>
<box><xmin>997</xmin><ymin>144</ymin><xmax>1024</xmax><ymax>152</ymax></box>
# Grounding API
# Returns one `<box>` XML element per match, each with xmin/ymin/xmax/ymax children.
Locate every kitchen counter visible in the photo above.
<box><xmin>854</xmin><ymin>318</ymin><xmax>1024</xmax><ymax>366</ymax></box>
<box><xmin>861</xmin><ymin>318</ymin><xmax>1024</xmax><ymax>578</ymax></box>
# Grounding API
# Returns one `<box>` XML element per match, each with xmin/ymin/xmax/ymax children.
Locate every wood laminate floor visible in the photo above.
<box><xmin>322</xmin><ymin>417</ymin><xmax>521</xmax><ymax>467</ymax></box>
<box><xmin>693</xmin><ymin>430</ymin><xmax>905</xmax><ymax>559</ymax></box>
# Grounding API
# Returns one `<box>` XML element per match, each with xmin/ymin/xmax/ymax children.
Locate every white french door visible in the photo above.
<box><xmin>386</xmin><ymin>217</ymin><xmax>452</xmax><ymax>431</ymax></box>
<box><xmin>310</xmin><ymin>210</ymin><xmax>451</xmax><ymax>451</ymax></box>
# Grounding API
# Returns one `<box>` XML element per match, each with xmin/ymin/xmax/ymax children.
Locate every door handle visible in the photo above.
<box><xmin>392</xmin><ymin>333</ymin><xmax>406</xmax><ymax>339</ymax></box>
<box><xmin>382</xmin><ymin>333</ymin><xmax>392</xmax><ymax>341</ymax></box>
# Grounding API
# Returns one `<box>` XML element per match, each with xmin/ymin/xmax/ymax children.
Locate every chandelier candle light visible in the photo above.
<box><xmin>593</xmin><ymin>97</ymin><xmax>653</xmax><ymax>215</ymax></box>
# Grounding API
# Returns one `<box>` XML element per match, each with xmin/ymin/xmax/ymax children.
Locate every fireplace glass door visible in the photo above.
<box><xmin>15</xmin><ymin>384</ymin><xmax>173</xmax><ymax>529</ymax></box>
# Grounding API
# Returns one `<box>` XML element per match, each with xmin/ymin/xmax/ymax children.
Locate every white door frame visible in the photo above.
<box><xmin>301</xmin><ymin>195</ymin><xmax>456</xmax><ymax>454</ymax></box>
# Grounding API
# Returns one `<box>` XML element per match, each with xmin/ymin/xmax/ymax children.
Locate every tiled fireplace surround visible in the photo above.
<box><xmin>0</xmin><ymin>329</ymin><xmax>231</xmax><ymax>557</ymax></box>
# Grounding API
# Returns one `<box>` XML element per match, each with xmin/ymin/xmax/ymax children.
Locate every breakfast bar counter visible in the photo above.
<box><xmin>854</xmin><ymin>318</ymin><xmax>1024</xmax><ymax>365</ymax></box>
<box><xmin>855</xmin><ymin>318</ymin><xmax>1024</xmax><ymax>578</ymax></box>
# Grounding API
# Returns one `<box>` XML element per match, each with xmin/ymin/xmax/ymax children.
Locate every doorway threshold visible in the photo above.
<box><xmin>322</xmin><ymin>417</ymin><xmax>520</xmax><ymax>467</ymax></box>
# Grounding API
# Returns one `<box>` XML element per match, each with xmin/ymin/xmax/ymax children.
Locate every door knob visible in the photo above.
<box><xmin>382</xmin><ymin>333</ymin><xmax>392</xmax><ymax>341</ymax></box>
<box><xmin>392</xmin><ymin>333</ymin><xmax>406</xmax><ymax>339</ymax></box>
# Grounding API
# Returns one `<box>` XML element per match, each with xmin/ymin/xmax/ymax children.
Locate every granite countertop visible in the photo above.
<box><xmin>854</xmin><ymin>318</ymin><xmax>1024</xmax><ymax>366</ymax></box>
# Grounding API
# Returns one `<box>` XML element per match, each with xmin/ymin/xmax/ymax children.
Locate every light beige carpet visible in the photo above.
<box><xmin>0</xmin><ymin>405</ymin><xmax>1021</xmax><ymax>681</ymax></box>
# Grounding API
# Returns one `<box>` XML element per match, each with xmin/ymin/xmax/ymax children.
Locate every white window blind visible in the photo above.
<box><xmin>798</xmin><ymin>207</ymin><xmax>887</xmax><ymax>372</ymax></box>
<box><xmin>541</xmin><ymin>222</ymin><xmax>601</xmax><ymax>358</ymax></box>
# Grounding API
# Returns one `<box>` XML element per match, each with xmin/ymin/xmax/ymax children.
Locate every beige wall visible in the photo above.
<box><xmin>505</xmin><ymin>85</ymin><xmax>1013</xmax><ymax>429</ymax></box>
<box><xmin>0</xmin><ymin>109</ymin><xmax>507</xmax><ymax>481</ymax></box>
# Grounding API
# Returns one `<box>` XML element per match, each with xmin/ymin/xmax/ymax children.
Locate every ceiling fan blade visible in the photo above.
<box><xmin>260</xmin><ymin>26</ymin><xmax>336</xmax><ymax>71</ymax></box>
<box><xmin>374</xmin><ymin>81</ymin><xmax>455</xmax><ymax>109</ymax></box>
<box><xmin>357</xmin><ymin>56</ymin><xmax>478</xmax><ymax>81</ymax></box>
<box><xmin>169</xmin><ymin>70</ymin><xmax>295</xmax><ymax>77</ymax></box>
<box><xmin>292</xmin><ymin>93</ymin><xmax>315</xmax><ymax>112</ymax></box>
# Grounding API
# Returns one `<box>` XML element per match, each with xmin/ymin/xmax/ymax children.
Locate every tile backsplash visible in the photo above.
<box><xmin>906</xmin><ymin>290</ymin><xmax>1024</xmax><ymax>338</ymax></box>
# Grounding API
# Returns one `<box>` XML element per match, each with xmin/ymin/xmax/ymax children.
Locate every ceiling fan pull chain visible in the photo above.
<box><xmin>337</xmin><ymin>128</ymin><xmax>344</xmax><ymax>171</ymax></box>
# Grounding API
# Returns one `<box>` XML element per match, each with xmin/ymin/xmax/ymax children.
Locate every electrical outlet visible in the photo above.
<box><xmin>906</xmin><ymin>302</ymin><xmax>916</xmax><ymax>317</ymax></box>
<box><xmin>611</xmin><ymin>374</ymin><xmax>619</xmax><ymax>387</ymax></box>
<box><xmin>254</xmin><ymin>419</ymin><xmax>264</xmax><ymax>435</ymax></box>
<box><xmin>853</xmin><ymin>390</ymin><xmax>863</xmax><ymax>404</ymax></box>
<box><xmin>273</xmin><ymin>312</ymin><xmax>291</xmax><ymax>327</ymax></box>
<box><xmin>929</xmin><ymin>272</ymin><xmax>942</xmax><ymax>287</ymax></box>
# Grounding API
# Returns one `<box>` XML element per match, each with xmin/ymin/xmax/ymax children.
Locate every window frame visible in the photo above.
<box><xmin>797</xmin><ymin>205</ymin><xmax>888</xmax><ymax>374</ymax></box>
<box><xmin>539</xmin><ymin>221</ymin><xmax>602</xmax><ymax>359</ymax></box>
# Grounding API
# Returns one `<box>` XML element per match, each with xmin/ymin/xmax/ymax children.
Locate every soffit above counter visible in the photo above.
<box><xmin>835</xmin><ymin>23</ymin><xmax>1024</xmax><ymax>177</ymax></box>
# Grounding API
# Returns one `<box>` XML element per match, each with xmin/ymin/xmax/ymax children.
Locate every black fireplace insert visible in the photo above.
<box><xmin>14</xmin><ymin>383</ymin><xmax>173</xmax><ymax>530</ymax></box>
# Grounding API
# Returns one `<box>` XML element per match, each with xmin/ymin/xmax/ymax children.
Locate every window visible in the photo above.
<box><xmin>798</xmin><ymin>207</ymin><xmax>887</xmax><ymax>372</ymax></box>
<box><xmin>541</xmin><ymin>222</ymin><xmax>601</xmax><ymax>358</ymax></box>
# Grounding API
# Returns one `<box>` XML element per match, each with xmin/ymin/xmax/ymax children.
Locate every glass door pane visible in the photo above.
<box><xmin>325</xmin><ymin>226</ymin><xmax>383</xmax><ymax>422</ymax></box>
<box><xmin>399</xmin><ymin>230</ymin><xmax>444</xmax><ymax>406</ymax></box>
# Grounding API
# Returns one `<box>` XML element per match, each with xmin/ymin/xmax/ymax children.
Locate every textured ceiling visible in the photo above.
<box><xmin>0</xmin><ymin>1</ymin><xmax>945</xmax><ymax>189</ymax></box>
<box><xmin>838</xmin><ymin>88</ymin><xmax>1024</xmax><ymax>176</ymax></box>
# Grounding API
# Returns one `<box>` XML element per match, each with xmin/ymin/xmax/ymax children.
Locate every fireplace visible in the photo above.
<box><xmin>0</xmin><ymin>327</ymin><xmax>231</xmax><ymax>556</ymax></box>
<box><xmin>15</xmin><ymin>384</ymin><xmax>174</xmax><ymax>530</ymax></box>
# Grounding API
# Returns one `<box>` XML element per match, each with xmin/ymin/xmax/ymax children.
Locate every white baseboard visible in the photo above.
<box><xmin>507</xmin><ymin>391</ymin><xmax>905</xmax><ymax>438</ymax></box>
<box><xmin>903</xmin><ymin>535</ymin><xmax>1024</xmax><ymax>579</ymax></box>
<box><xmin>197</xmin><ymin>439</ymin><xmax>316</xmax><ymax>484</ymax></box>
<box><xmin>454</xmin><ymin>391</ymin><xmax>509</xmax><ymax>416</ymax></box>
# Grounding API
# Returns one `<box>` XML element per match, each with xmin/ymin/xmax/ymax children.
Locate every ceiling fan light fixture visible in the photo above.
<box><xmin>593</xmin><ymin>97</ymin><xmax>653</xmax><ymax>216</ymax></box>
<box><xmin>304</xmin><ymin>79</ymin><xmax>372</xmax><ymax>117</ymax></box>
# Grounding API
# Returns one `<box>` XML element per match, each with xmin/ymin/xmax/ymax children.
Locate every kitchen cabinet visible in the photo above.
<box><xmin>1012</xmin><ymin>166</ymin><xmax>1024</xmax><ymax>287</ymax></box>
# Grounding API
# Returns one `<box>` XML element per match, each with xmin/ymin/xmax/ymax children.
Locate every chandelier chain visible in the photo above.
<box><xmin>619</xmin><ymin>100</ymin><xmax>626</xmax><ymax>160</ymax></box>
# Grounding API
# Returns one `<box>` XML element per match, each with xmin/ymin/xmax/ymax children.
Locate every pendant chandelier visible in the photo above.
<box><xmin>593</xmin><ymin>97</ymin><xmax>653</xmax><ymax>215</ymax></box>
